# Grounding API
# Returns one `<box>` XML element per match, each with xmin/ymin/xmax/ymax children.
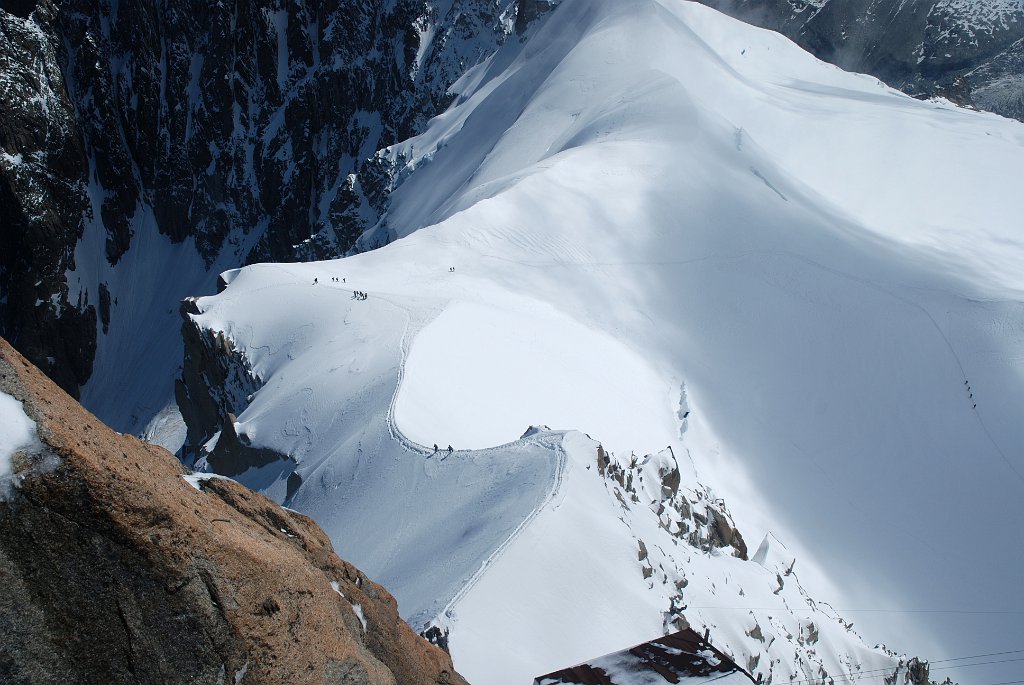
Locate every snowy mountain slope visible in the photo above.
<box><xmin>697</xmin><ymin>0</ymin><xmax>1024</xmax><ymax>121</ymax></box>
<box><xmin>179</xmin><ymin>0</ymin><xmax>1024</xmax><ymax>682</ymax></box>
<box><xmin>184</xmin><ymin>264</ymin><xmax>924</xmax><ymax>684</ymax></box>
<box><xmin>184</xmin><ymin>264</ymin><xmax>564</xmax><ymax>634</ymax></box>
<box><xmin>0</xmin><ymin>0</ymin><xmax>543</xmax><ymax>431</ymax></box>
<box><xmin>442</xmin><ymin>431</ymin><xmax>923</xmax><ymax>684</ymax></box>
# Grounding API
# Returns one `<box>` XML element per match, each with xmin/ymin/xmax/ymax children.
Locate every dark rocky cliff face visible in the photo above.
<box><xmin>0</xmin><ymin>0</ymin><xmax>546</xmax><ymax>413</ymax></box>
<box><xmin>0</xmin><ymin>6</ymin><xmax>95</xmax><ymax>397</ymax></box>
<box><xmin>698</xmin><ymin>0</ymin><xmax>1024</xmax><ymax>120</ymax></box>
<box><xmin>0</xmin><ymin>334</ymin><xmax>469</xmax><ymax>685</ymax></box>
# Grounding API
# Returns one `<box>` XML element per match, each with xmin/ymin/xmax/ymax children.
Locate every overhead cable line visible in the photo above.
<box><xmin>933</xmin><ymin>648</ymin><xmax>1024</xmax><ymax>663</ymax></box>
<box><xmin>687</xmin><ymin>606</ymin><xmax>1024</xmax><ymax>615</ymax></box>
<box><xmin>761</xmin><ymin>652</ymin><xmax>1024</xmax><ymax>685</ymax></box>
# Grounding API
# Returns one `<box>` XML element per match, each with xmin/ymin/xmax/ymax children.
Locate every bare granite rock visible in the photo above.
<box><xmin>0</xmin><ymin>334</ymin><xmax>468</xmax><ymax>685</ymax></box>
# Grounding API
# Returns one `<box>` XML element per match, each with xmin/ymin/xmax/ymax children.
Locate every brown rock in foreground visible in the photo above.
<box><xmin>0</xmin><ymin>336</ymin><xmax>468</xmax><ymax>685</ymax></box>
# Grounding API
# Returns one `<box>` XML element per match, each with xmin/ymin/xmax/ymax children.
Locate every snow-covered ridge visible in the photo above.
<box><xmin>180</xmin><ymin>0</ymin><xmax>1024</xmax><ymax>682</ymax></box>
<box><xmin>443</xmin><ymin>432</ymin><xmax>923</xmax><ymax>684</ymax></box>
<box><xmin>1</xmin><ymin>0</ymin><xmax>554</xmax><ymax>434</ymax></box>
<box><xmin>181</xmin><ymin>270</ymin><xmax>917</xmax><ymax>682</ymax></box>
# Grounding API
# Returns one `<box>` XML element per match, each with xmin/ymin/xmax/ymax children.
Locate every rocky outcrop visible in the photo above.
<box><xmin>204</xmin><ymin>412</ymin><xmax>290</xmax><ymax>478</ymax></box>
<box><xmin>596</xmin><ymin>445</ymin><xmax>748</xmax><ymax>561</ymax></box>
<box><xmin>698</xmin><ymin>0</ymin><xmax>1024</xmax><ymax>121</ymax></box>
<box><xmin>514</xmin><ymin>0</ymin><xmax>558</xmax><ymax>35</ymax></box>
<box><xmin>586</xmin><ymin>443</ymin><xmax>950</xmax><ymax>685</ymax></box>
<box><xmin>0</xmin><ymin>0</ymin><xmax>542</xmax><ymax>404</ymax></box>
<box><xmin>175</xmin><ymin>296</ymin><xmax>295</xmax><ymax>475</ymax></box>
<box><xmin>532</xmin><ymin>628</ymin><xmax>948</xmax><ymax>685</ymax></box>
<box><xmin>176</xmin><ymin>297</ymin><xmax>265</xmax><ymax>462</ymax></box>
<box><xmin>0</xmin><ymin>334</ymin><xmax>468</xmax><ymax>685</ymax></box>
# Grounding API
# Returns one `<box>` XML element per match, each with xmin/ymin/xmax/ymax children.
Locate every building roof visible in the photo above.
<box><xmin>534</xmin><ymin>627</ymin><xmax>754</xmax><ymax>685</ymax></box>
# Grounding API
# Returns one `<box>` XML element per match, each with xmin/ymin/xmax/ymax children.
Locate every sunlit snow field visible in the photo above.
<box><xmin>188</xmin><ymin>1</ymin><xmax>1024</xmax><ymax>682</ymax></box>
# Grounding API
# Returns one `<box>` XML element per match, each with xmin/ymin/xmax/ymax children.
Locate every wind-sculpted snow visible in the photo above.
<box><xmin>184</xmin><ymin>261</ymin><xmax>913</xmax><ymax>682</ymax></box>
<box><xmin>182</xmin><ymin>0</ymin><xmax>1024</xmax><ymax>683</ymax></box>
<box><xmin>394</xmin><ymin>301</ymin><xmax>678</xmax><ymax>456</ymax></box>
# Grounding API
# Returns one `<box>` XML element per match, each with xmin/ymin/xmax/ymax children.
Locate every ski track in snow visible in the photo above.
<box><xmin>383</xmin><ymin>290</ymin><xmax>570</xmax><ymax>623</ymax></box>
<box><xmin>222</xmin><ymin>275</ymin><xmax>569</xmax><ymax>631</ymax></box>
<box><xmin>463</xmin><ymin>239</ymin><xmax>1023</xmax><ymax>487</ymax></box>
<box><xmin>434</xmin><ymin>438</ymin><xmax>568</xmax><ymax>625</ymax></box>
<box><xmin>385</xmin><ymin>297</ymin><xmax>442</xmax><ymax>456</ymax></box>
<box><xmin>756</xmin><ymin>248</ymin><xmax>1024</xmax><ymax>485</ymax></box>
<box><xmin>451</xmin><ymin>240</ymin><xmax>1021</xmax><ymax>486</ymax></box>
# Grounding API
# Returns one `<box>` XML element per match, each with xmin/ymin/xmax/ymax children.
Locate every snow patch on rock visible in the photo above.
<box><xmin>0</xmin><ymin>392</ymin><xmax>37</xmax><ymax>482</ymax></box>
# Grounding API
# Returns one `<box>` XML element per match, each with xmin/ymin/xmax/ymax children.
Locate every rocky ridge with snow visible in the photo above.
<box><xmin>3</xmin><ymin>0</ymin><xmax>1019</xmax><ymax>434</ymax></box>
